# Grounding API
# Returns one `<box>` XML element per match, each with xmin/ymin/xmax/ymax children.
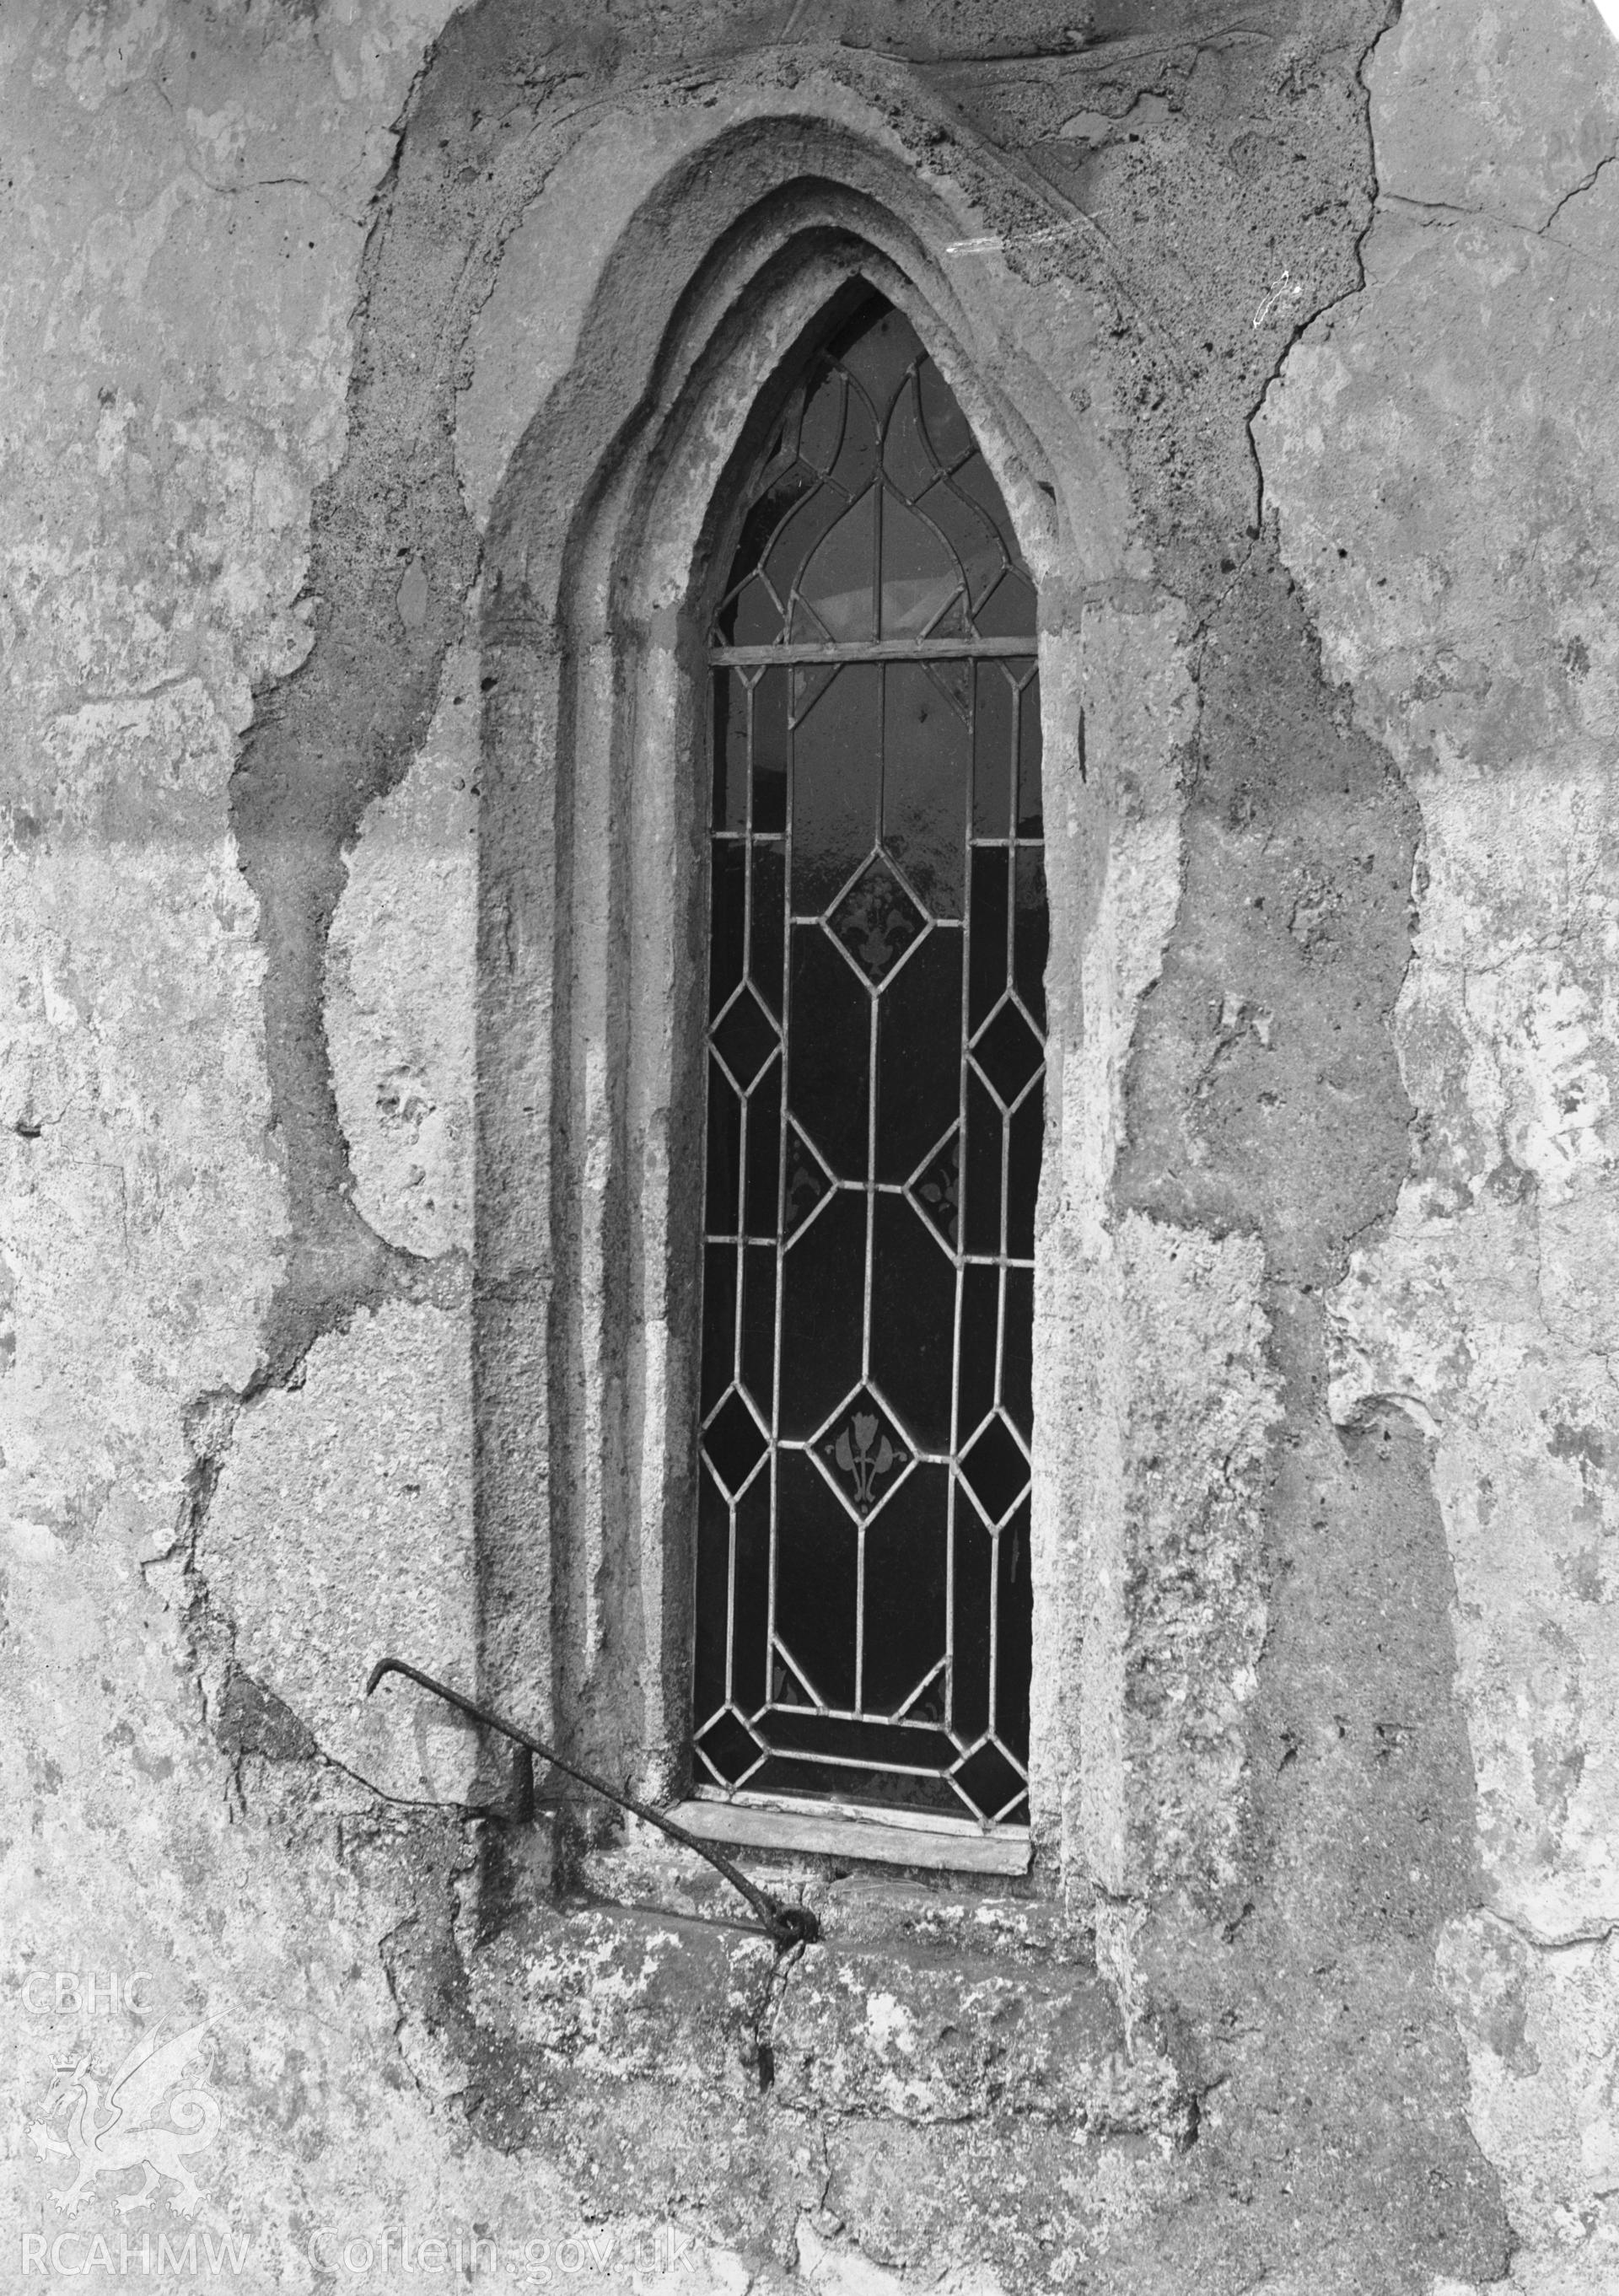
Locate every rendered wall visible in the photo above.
<box><xmin>2</xmin><ymin>2</ymin><xmax>1615</xmax><ymax>2293</ymax></box>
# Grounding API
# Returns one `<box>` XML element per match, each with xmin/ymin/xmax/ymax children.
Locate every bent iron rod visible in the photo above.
<box><xmin>364</xmin><ymin>1657</ymin><xmax>819</xmax><ymax>1951</ymax></box>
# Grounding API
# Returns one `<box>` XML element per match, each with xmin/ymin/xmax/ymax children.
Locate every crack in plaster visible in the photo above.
<box><xmin>222</xmin><ymin>23</ymin><xmax>481</xmax><ymax>1401</ymax></box>
<box><xmin>143</xmin><ymin>14</ymin><xmax>493</xmax><ymax>1764</ymax></box>
<box><xmin>137</xmin><ymin>1385</ymin><xmax>247</xmax><ymax>1815</ymax></box>
<box><xmin>1245</xmin><ymin>0</ymin><xmax>1401</xmax><ymax>555</ymax></box>
<box><xmin>160</xmin><ymin>1378</ymin><xmax>474</xmax><ymax>1825</ymax></box>
<box><xmin>150</xmin><ymin>74</ymin><xmax>354</xmax><ymax>223</ymax></box>
<box><xmin>1483</xmin><ymin>1907</ymin><xmax>1619</xmax><ymax>1956</ymax></box>
<box><xmin>1541</xmin><ymin>142</ymin><xmax>1616</xmax><ymax>234</ymax></box>
<box><xmin>750</xmin><ymin>1937</ymin><xmax>805</xmax><ymax>2093</ymax></box>
<box><xmin>1379</xmin><ymin>172</ymin><xmax>1619</xmax><ymax>277</ymax></box>
<box><xmin>379</xmin><ymin>1912</ymin><xmax>432</xmax><ymax>2095</ymax></box>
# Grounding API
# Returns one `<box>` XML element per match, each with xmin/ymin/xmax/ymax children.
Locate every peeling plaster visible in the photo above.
<box><xmin>327</xmin><ymin>635</ymin><xmax>478</xmax><ymax>1261</ymax></box>
<box><xmin>1258</xmin><ymin>0</ymin><xmax>1619</xmax><ymax>2280</ymax></box>
<box><xmin>202</xmin><ymin>1300</ymin><xmax>480</xmax><ymax>1804</ymax></box>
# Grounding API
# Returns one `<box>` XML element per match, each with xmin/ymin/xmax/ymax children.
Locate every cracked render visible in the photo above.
<box><xmin>3</xmin><ymin>1</ymin><xmax>1618</xmax><ymax>2293</ymax></box>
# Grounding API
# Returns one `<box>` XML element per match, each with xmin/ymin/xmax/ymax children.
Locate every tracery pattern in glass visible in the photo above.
<box><xmin>694</xmin><ymin>293</ymin><xmax>1046</xmax><ymax>1831</ymax></box>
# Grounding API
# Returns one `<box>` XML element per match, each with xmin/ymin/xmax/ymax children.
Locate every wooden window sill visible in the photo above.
<box><xmin>670</xmin><ymin>1792</ymin><xmax>1032</xmax><ymax>1875</ymax></box>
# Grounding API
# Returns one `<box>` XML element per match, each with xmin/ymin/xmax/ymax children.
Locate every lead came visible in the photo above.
<box><xmin>692</xmin><ymin>291</ymin><xmax>1047</xmax><ymax>1830</ymax></box>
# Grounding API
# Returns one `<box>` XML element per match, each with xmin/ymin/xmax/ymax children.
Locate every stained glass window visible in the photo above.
<box><xmin>692</xmin><ymin>292</ymin><xmax>1046</xmax><ymax>1835</ymax></box>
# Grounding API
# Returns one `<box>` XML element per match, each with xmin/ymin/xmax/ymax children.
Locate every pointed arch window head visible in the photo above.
<box><xmin>693</xmin><ymin>290</ymin><xmax>1046</xmax><ymax>1858</ymax></box>
<box><xmin>713</xmin><ymin>298</ymin><xmax>1037</xmax><ymax>654</ymax></box>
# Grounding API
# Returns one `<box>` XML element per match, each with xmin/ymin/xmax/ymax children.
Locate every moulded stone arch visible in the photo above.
<box><xmin>470</xmin><ymin>96</ymin><xmax>1170</xmax><ymax>1886</ymax></box>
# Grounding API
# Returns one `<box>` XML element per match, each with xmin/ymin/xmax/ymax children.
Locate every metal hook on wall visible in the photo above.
<box><xmin>364</xmin><ymin>1657</ymin><xmax>820</xmax><ymax>1953</ymax></box>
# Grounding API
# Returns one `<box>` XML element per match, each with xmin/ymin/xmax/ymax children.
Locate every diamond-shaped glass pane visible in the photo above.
<box><xmin>826</xmin><ymin>852</ymin><xmax>928</xmax><ymax>984</ymax></box>
<box><xmin>971</xmin><ymin>999</ymin><xmax>1042</xmax><ymax>1108</ymax></box>
<box><xmin>702</xmin><ymin>1390</ymin><xmax>767</xmax><ymax>1498</ymax></box>
<box><xmin>952</xmin><ymin>1740</ymin><xmax>1027</xmax><ymax>1821</ymax></box>
<box><xmin>959</xmin><ymin>1415</ymin><xmax>1029</xmax><ymax>1525</ymax></box>
<box><xmin>713</xmin><ymin>987</ymin><xmax>779</xmax><ymax>1089</ymax></box>
<box><xmin>695</xmin><ymin>1710</ymin><xmax>764</xmax><ymax>1786</ymax></box>
<box><xmin>816</xmin><ymin>1387</ymin><xmax>912</xmax><ymax>1519</ymax></box>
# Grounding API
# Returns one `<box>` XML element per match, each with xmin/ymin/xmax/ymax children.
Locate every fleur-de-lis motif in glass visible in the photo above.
<box><xmin>912</xmin><ymin>1134</ymin><xmax>960</xmax><ymax>1246</ymax></box>
<box><xmin>827</xmin><ymin>853</ymin><xmax>927</xmax><ymax>985</ymax></box>
<box><xmin>783</xmin><ymin>1125</ymin><xmax>830</xmax><ymax>1235</ymax></box>
<box><xmin>830</xmin><ymin>1409</ymin><xmax>901</xmax><ymax>1513</ymax></box>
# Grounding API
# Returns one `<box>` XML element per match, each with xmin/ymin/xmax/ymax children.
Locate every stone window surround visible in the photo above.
<box><xmin>470</xmin><ymin>102</ymin><xmax>1170</xmax><ymax>1907</ymax></box>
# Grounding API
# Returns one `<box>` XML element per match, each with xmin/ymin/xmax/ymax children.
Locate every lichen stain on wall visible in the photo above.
<box><xmin>1257</xmin><ymin>0</ymin><xmax>1619</xmax><ymax>2285</ymax></box>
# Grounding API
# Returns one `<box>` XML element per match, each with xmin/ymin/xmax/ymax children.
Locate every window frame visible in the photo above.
<box><xmin>473</xmin><ymin>223</ymin><xmax>1100</xmax><ymax>1893</ymax></box>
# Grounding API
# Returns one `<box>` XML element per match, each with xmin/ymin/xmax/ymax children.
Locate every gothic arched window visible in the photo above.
<box><xmin>691</xmin><ymin>291</ymin><xmax>1046</xmax><ymax>1847</ymax></box>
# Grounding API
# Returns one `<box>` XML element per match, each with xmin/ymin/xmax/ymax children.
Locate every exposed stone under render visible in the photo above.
<box><xmin>3</xmin><ymin>1</ymin><xmax>1617</xmax><ymax>2291</ymax></box>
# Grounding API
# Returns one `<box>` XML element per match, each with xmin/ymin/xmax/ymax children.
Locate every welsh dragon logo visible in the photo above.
<box><xmin>30</xmin><ymin>2023</ymin><xmax>220</xmax><ymax>2218</ymax></box>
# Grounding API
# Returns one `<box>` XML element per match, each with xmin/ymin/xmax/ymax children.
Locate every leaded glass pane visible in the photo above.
<box><xmin>712</xmin><ymin>297</ymin><xmax>1029</xmax><ymax>659</ymax></box>
<box><xmin>693</xmin><ymin>290</ymin><xmax>1046</xmax><ymax>1833</ymax></box>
